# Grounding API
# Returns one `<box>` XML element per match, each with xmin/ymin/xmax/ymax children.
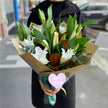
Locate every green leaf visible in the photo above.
<box><xmin>56</xmin><ymin>13</ymin><xmax>61</xmax><ymax>32</ymax></box>
<box><xmin>23</xmin><ymin>28</ymin><xmax>28</xmax><ymax>39</ymax></box>
<box><xmin>44</xmin><ymin>27</ymin><xmax>52</xmax><ymax>44</ymax></box>
<box><xmin>82</xmin><ymin>21</ymin><xmax>98</xmax><ymax>27</ymax></box>
<box><xmin>17</xmin><ymin>22</ymin><xmax>24</xmax><ymax>41</ymax></box>
<box><xmin>46</xmin><ymin>64</ymin><xmax>54</xmax><ymax>68</ymax></box>
<box><xmin>60</xmin><ymin>34</ymin><xmax>66</xmax><ymax>41</ymax></box>
<box><xmin>77</xmin><ymin>45</ymin><xmax>87</xmax><ymax>52</ymax></box>
<box><xmin>33</xmin><ymin>29</ymin><xmax>47</xmax><ymax>42</ymax></box>
<box><xmin>53</xmin><ymin>42</ymin><xmax>63</xmax><ymax>55</ymax></box>
<box><xmin>23</xmin><ymin>23</ymin><xmax>31</xmax><ymax>36</ymax></box>
<box><xmin>73</xmin><ymin>43</ymin><xmax>79</xmax><ymax>53</ymax></box>
<box><xmin>77</xmin><ymin>37</ymin><xmax>91</xmax><ymax>45</ymax></box>
<box><xmin>33</xmin><ymin>38</ymin><xmax>38</xmax><ymax>47</ymax></box>
<box><xmin>73</xmin><ymin>13</ymin><xmax>77</xmax><ymax>30</ymax></box>
<box><xmin>38</xmin><ymin>9</ymin><xmax>46</xmax><ymax>25</ymax></box>
<box><xmin>66</xmin><ymin>37</ymin><xmax>76</xmax><ymax>49</ymax></box>
<box><xmin>66</xmin><ymin>15</ymin><xmax>74</xmax><ymax>39</ymax></box>
<box><xmin>46</xmin><ymin>5</ymin><xmax>52</xmax><ymax>28</ymax></box>
<box><xmin>76</xmin><ymin>24</ymin><xmax>82</xmax><ymax>34</ymax></box>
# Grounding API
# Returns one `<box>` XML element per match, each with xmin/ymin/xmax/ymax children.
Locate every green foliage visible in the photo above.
<box><xmin>17</xmin><ymin>22</ymin><xmax>26</xmax><ymax>41</ymax></box>
<box><xmin>66</xmin><ymin>15</ymin><xmax>74</xmax><ymax>39</ymax></box>
<box><xmin>56</xmin><ymin>13</ymin><xmax>61</xmax><ymax>32</ymax></box>
<box><xmin>46</xmin><ymin>5</ymin><xmax>52</xmax><ymax>28</ymax></box>
<box><xmin>60</xmin><ymin>34</ymin><xmax>66</xmax><ymax>41</ymax></box>
<box><xmin>44</xmin><ymin>26</ymin><xmax>52</xmax><ymax>44</ymax></box>
<box><xmin>23</xmin><ymin>23</ymin><xmax>31</xmax><ymax>36</ymax></box>
<box><xmin>66</xmin><ymin>37</ymin><xmax>77</xmax><ymax>49</ymax></box>
<box><xmin>82</xmin><ymin>21</ymin><xmax>98</xmax><ymax>27</ymax></box>
<box><xmin>66</xmin><ymin>14</ymin><xmax>77</xmax><ymax>39</ymax></box>
<box><xmin>77</xmin><ymin>37</ymin><xmax>91</xmax><ymax>45</ymax></box>
<box><xmin>33</xmin><ymin>29</ymin><xmax>47</xmax><ymax>42</ymax></box>
<box><xmin>38</xmin><ymin>9</ymin><xmax>46</xmax><ymax>25</ymax></box>
<box><xmin>53</xmin><ymin>42</ymin><xmax>63</xmax><ymax>56</ymax></box>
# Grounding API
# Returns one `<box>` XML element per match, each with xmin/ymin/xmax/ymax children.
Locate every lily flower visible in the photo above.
<box><xmin>32</xmin><ymin>46</ymin><xmax>49</xmax><ymax>64</ymax></box>
<box><xmin>53</xmin><ymin>32</ymin><xmax>59</xmax><ymax>49</ymax></box>
<box><xmin>33</xmin><ymin>25</ymin><xmax>44</xmax><ymax>33</ymax></box>
<box><xmin>59</xmin><ymin>25</ymin><xmax>66</xmax><ymax>34</ymax></box>
<box><xmin>60</xmin><ymin>48</ymin><xmax>75</xmax><ymax>64</ymax></box>
<box><xmin>50</xmin><ymin>20</ymin><xmax>55</xmax><ymax>34</ymax></box>
<box><xmin>20</xmin><ymin>35</ymin><xmax>34</xmax><ymax>47</ymax></box>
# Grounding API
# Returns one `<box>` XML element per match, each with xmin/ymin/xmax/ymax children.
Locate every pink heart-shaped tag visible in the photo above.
<box><xmin>48</xmin><ymin>73</ymin><xmax>66</xmax><ymax>89</ymax></box>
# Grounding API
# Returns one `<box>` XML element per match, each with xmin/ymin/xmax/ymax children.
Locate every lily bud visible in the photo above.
<box><xmin>69</xmin><ymin>25</ymin><xmax>78</xmax><ymax>40</ymax></box>
<box><xmin>42</xmin><ymin>40</ymin><xmax>49</xmax><ymax>51</ymax></box>
<box><xmin>53</xmin><ymin>32</ymin><xmax>59</xmax><ymax>49</ymax></box>
<box><xmin>38</xmin><ymin>9</ymin><xmax>46</xmax><ymax>25</ymax></box>
<box><xmin>73</xmin><ymin>43</ymin><xmax>79</xmax><ymax>54</ymax></box>
<box><xmin>76</xmin><ymin>24</ymin><xmax>82</xmax><ymax>36</ymax></box>
<box><xmin>50</xmin><ymin>20</ymin><xmax>55</xmax><ymax>34</ymax></box>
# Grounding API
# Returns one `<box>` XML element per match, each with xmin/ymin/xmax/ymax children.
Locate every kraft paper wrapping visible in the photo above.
<box><xmin>12</xmin><ymin>38</ymin><xmax>98</xmax><ymax>77</ymax></box>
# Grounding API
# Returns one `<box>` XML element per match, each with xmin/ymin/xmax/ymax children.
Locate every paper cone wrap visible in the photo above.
<box><xmin>12</xmin><ymin>38</ymin><xmax>98</xmax><ymax>77</ymax></box>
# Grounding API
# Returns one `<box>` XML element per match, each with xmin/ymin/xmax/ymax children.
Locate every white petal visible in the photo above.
<box><xmin>32</xmin><ymin>46</ymin><xmax>49</xmax><ymax>64</ymax></box>
<box><xmin>60</xmin><ymin>48</ymin><xmax>75</xmax><ymax>64</ymax></box>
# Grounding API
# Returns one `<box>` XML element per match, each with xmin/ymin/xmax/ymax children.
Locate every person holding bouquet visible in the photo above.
<box><xmin>27</xmin><ymin>0</ymin><xmax>85</xmax><ymax>108</ymax></box>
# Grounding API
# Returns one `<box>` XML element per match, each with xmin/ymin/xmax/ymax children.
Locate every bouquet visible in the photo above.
<box><xmin>12</xmin><ymin>5</ymin><xmax>98</xmax><ymax>106</ymax></box>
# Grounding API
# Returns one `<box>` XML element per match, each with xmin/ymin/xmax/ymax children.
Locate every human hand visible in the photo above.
<box><xmin>39</xmin><ymin>79</ymin><xmax>60</xmax><ymax>96</ymax></box>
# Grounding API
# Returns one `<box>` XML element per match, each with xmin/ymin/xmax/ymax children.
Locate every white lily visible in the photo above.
<box><xmin>60</xmin><ymin>48</ymin><xmax>75</xmax><ymax>64</ymax></box>
<box><xmin>33</xmin><ymin>25</ymin><xmax>44</xmax><ymax>33</ymax></box>
<box><xmin>59</xmin><ymin>25</ymin><xmax>66</xmax><ymax>34</ymax></box>
<box><xmin>53</xmin><ymin>32</ymin><xmax>59</xmax><ymax>49</ymax></box>
<box><xmin>32</xmin><ymin>46</ymin><xmax>49</xmax><ymax>64</ymax></box>
<box><xmin>20</xmin><ymin>35</ymin><xmax>34</xmax><ymax>46</ymax></box>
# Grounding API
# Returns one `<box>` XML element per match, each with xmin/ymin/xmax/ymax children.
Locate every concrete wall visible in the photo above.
<box><xmin>0</xmin><ymin>0</ymin><xmax>7</xmax><ymax>38</ymax></box>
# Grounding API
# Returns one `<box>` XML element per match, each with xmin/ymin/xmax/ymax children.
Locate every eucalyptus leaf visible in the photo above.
<box><xmin>77</xmin><ymin>52</ymin><xmax>91</xmax><ymax>64</ymax></box>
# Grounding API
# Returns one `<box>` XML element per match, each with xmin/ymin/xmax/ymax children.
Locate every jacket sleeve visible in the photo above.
<box><xmin>27</xmin><ymin>10</ymin><xmax>41</xmax><ymax>27</ymax></box>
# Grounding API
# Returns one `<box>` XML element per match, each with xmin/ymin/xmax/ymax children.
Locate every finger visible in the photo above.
<box><xmin>44</xmin><ymin>86</ymin><xmax>54</xmax><ymax>92</ymax></box>
<box><xmin>44</xmin><ymin>90</ymin><xmax>53</xmax><ymax>96</ymax></box>
<box><xmin>52</xmin><ymin>89</ymin><xmax>60</xmax><ymax>94</ymax></box>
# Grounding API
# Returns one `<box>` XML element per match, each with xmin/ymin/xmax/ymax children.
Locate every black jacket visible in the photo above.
<box><xmin>27</xmin><ymin>1</ymin><xmax>85</xmax><ymax>37</ymax></box>
<box><xmin>27</xmin><ymin>1</ymin><xmax>85</xmax><ymax>108</ymax></box>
